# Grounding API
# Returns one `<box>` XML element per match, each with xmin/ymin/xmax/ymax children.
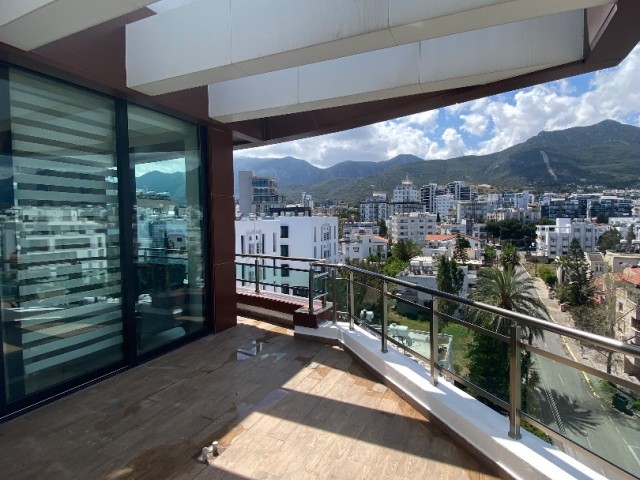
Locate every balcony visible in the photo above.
<box><xmin>0</xmin><ymin>317</ymin><xmax>501</xmax><ymax>480</ymax></box>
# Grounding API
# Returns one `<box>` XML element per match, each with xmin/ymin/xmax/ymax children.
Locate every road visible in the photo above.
<box><xmin>528</xmin><ymin>275</ymin><xmax>640</xmax><ymax>477</ymax></box>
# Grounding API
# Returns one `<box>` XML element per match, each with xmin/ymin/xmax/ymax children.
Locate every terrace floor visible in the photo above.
<box><xmin>0</xmin><ymin>317</ymin><xmax>502</xmax><ymax>480</ymax></box>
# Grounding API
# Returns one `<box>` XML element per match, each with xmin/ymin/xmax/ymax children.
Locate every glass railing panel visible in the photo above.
<box><xmin>523</xmin><ymin>346</ymin><xmax>640</xmax><ymax>478</ymax></box>
<box><xmin>352</xmin><ymin>278</ymin><xmax>383</xmax><ymax>334</ymax></box>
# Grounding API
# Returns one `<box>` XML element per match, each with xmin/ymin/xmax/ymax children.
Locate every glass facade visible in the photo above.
<box><xmin>128</xmin><ymin>105</ymin><xmax>205</xmax><ymax>353</ymax></box>
<box><xmin>0</xmin><ymin>67</ymin><xmax>207</xmax><ymax>412</ymax></box>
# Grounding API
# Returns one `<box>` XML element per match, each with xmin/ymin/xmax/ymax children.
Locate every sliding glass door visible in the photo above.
<box><xmin>0</xmin><ymin>69</ymin><xmax>123</xmax><ymax>402</ymax></box>
<box><xmin>128</xmin><ymin>105</ymin><xmax>206</xmax><ymax>354</ymax></box>
<box><xmin>0</xmin><ymin>67</ymin><xmax>208</xmax><ymax>412</ymax></box>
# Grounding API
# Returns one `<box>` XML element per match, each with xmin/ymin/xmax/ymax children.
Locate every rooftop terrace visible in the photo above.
<box><xmin>0</xmin><ymin>317</ymin><xmax>500</xmax><ymax>480</ymax></box>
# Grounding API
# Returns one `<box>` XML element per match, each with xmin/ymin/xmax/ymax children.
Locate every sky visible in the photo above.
<box><xmin>240</xmin><ymin>44</ymin><xmax>640</xmax><ymax>168</ymax></box>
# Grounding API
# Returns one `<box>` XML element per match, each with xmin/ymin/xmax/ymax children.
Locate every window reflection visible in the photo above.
<box><xmin>128</xmin><ymin>106</ymin><xmax>205</xmax><ymax>353</ymax></box>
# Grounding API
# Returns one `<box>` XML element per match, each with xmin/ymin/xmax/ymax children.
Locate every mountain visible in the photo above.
<box><xmin>134</xmin><ymin>120</ymin><xmax>640</xmax><ymax>206</ymax></box>
<box><xmin>233</xmin><ymin>153</ymin><xmax>422</xmax><ymax>191</ymax></box>
<box><xmin>279</xmin><ymin>120</ymin><xmax>640</xmax><ymax>204</ymax></box>
<box><xmin>136</xmin><ymin>171</ymin><xmax>186</xmax><ymax>205</ymax></box>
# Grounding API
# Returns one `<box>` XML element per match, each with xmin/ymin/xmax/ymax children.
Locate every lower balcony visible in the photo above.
<box><xmin>0</xmin><ymin>317</ymin><xmax>500</xmax><ymax>480</ymax></box>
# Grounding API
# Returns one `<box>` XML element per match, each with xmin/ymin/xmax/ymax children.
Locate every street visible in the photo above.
<box><xmin>528</xmin><ymin>274</ymin><xmax>640</xmax><ymax>477</ymax></box>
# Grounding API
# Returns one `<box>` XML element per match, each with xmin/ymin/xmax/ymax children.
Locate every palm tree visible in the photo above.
<box><xmin>468</xmin><ymin>266</ymin><xmax>549</xmax><ymax>339</ymax></box>
<box><xmin>467</xmin><ymin>265</ymin><xmax>549</xmax><ymax>405</ymax></box>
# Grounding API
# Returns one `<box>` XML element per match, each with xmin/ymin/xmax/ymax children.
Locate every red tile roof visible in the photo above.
<box><xmin>425</xmin><ymin>234</ymin><xmax>455</xmax><ymax>241</ymax></box>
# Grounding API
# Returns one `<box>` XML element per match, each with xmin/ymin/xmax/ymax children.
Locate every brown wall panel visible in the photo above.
<box><xmin>212</xmin><ymin>262</ymin><xmax>238</xmax><ymax>333</ymax></box>
<box><xmin>207</xmin><ymin>127</ymin><xmax>237</xmax><ymax>332</ymax></box>
<box><xmin>209</xmin><ymin>128</ymin><xmax>235</xmax><ymax>197</ymax></box>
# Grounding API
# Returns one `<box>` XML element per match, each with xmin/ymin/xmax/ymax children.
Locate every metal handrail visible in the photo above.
<box><xmin>316</xmin><ymin>262</ymin><xmax>640</xmax><ymax>358</ymax></box>
<box><xmin>236</xmin><ymin>253</ymin><xmax>324</xmax><ymax>263</ymax></box>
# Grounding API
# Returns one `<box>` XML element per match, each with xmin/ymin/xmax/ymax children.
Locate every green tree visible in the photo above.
<box><xmin>556</xmin><ymin>239</ymin><xmax>596</xmax><ymax>307</ymax></box>
<box><xmin>391</xmin><ymin>239</ymin><xmax>421</xmax><ymax>262</ymax></box>
<box><xmin>436</xmin><ymin>256</ymin><xmax>465</xmax><ymax>319</ymax></box>
<box><xmin>436</xmin><ymin>212</ymin><xmax>441</xmax><ymax>224</ymax></box>
<box><xmin>382</xmin><ymin>256</ymin><xmax>408</xmax><ymax>278</ymax></box>
<box><xmin>597</xmin><ymin>229</ymin><xmax>621</xmax><ymax>252</ymax></box>
<box><xmin>500</xmin><ymin>242</ymin><xmax>519</xmax><ymax>270</ymax></box>
<box><xmin>467</xmin><ymin>266</ymin><xmax>548</xmax><ymax>404</ymax></box>
<box><xmin>467</xmin><ymin>266</ymin><xmax>548</xmax><ymax>337</ymax></box>
<box><xmin>453</xmin><ymin>234</ymin><xmax>471</xmax><ymax>263</ymax></box>
<box><xmin>483</xmin><ymin>245</ymin><xmax>497</xmax><ymax>266</ymax></box>
<box><xmin>377</xmin><ymin>219</ymin><xmax>388</xmax><ymax>238</ymax></box>
<box><xmin>596</xmin><ymin>212</ymin><xmax>609</xmax><ymax>224</ymax></box>
<box><xmin>537</xmin><ymin>265</ymin><xmax>558</xmax><ymax>289</ymax></box>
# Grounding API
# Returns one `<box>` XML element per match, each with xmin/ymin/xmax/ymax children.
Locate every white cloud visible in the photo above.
<box><xmin>240</xmin><ymin>45</ymin><xmax>640</xmax><ymax>166</ymax></box>
<box><xmin>460</xmin><ymin>113</ymin><xmax>489</xmax><ymax>137</ymax></box>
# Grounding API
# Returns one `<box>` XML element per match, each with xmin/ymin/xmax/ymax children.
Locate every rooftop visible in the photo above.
<box><xmin>0</xmin><ymin>317</ymin><xmax>500</xmax><ymax>480</ymax></box>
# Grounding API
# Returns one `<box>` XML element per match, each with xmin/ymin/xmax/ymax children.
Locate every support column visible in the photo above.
<box><xmin>207</xmin><ymin>127</ymin><xmax>237</xmax><ymax>333</ymax></box>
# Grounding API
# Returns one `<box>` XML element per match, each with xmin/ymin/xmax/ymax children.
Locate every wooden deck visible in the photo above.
<box><xmin>0</xmin><ymin>317</ymin><xmax>502</xmax><ymax>480</ymax></box>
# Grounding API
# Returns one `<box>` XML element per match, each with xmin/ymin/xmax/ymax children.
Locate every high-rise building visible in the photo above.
<box><xmin>238</xmin><ymin>170</ymin><xmax>286</xmax><ymax>214</ymax></box>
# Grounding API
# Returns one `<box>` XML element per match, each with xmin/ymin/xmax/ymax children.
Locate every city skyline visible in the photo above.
<box><xmin>242</xmin><ymin>45</ymin><xmax>640</xmax><ymax>168</ymax></box>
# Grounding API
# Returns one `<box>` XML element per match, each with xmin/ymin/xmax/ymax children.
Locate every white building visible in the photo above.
<box><xmin>435</xmin><ymin>194</ymin><xmax>456</xmax><ymax>220</ymax></box>
<box><xmin>487</xmin><ymin>208</ymin><xmax>541</xmax><ymax>223</ymax></box>
<box><xmin>389</xmin><ymin>212</ymin><xmax>437</xmax><ymax>244</ymax></box>
<box><xmin>360</xmin><ymin>193</ymin><xmax>388</xmax><ymax>223</ymax></box>
<box><xmin>393</xmin><ymin>178</ymin><xmax>420</xmax><ymax>203</ymax></box>
<box><xmin>235</xmin><ymin>215</ymin><xmax>339</xmax><ymax>295</ymax></box>
<box><xmin>340</xmin><ymin>234</ymin><xmax>388</xmax><ymax>262</ymax></box>
<box><xmin>535</xmin><ymin>218</ymin><xmax>609</xmax><ymax>259</ymax></box>
<box><xmin>342</xmin><ymin>222</ymin><xmax>380</xmax><ymax>240</ymax></box>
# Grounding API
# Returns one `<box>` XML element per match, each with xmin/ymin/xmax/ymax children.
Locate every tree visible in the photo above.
<box><xmin>556</xmin><ymin>240</ymin><xmax>596</xmax><ymax>307</ymax></box>
<box><xmin>572</xmin><ymin>271</ymin><xmax>632</xmax><ymax>374</ymax></box>
<box><xmin>597</xmin><ymin>229</ymin><xmax>621</xmax><ymax>252</ymax></box>
<box><xmin>453</xmin><ymin>234</ymin><xmax>470</xmax><ymax>263</ymax></box>
<box><xmin>377</xmin><ymin>219</ymin><xmax>388</xmax><ymax>238</ymax></box>
<box><xmin>467</xmin><ymin>266</ymin><xmax>549</xmax><ymax>337</ymax></box>
<box><xmin>596</xmin><ymin>212</ymin><xmax>609</xmax><ymax>224</ymax></box>
<box><xmin>391</xmin><ymin>239</ymin><xmax>421</xmax><ymax>262</ymax></box>
<box><xmin>467</xmin><ymin>266</ymin><xmax>548</xmax><ymax>404</ymax></box>
<box><xmin>483</xmin><ymin>245</ymin><xmax>497</xmax><ymax>266</ymax></box>
<box><xmin>436</xmin><ymin>256</ymin><xmax>464</xmax><ymax>319</ymax></box>
<box><xmin>538</xmin><ymin>265</ymin><xmax>558</xmax><ymax>289</ymax></box>
<box><xmin>500</xmin><ymin>242</ymin><xmax>519</xmax><ymax>270</ymax></box>
<box><xmin>436</xmin><ymin>212</ymin><xmax>441</xmax><ymax>224</ymax></box>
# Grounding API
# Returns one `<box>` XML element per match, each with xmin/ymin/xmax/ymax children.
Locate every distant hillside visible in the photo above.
<box><xmin>136</xmin><ymin>171</ymin><xmax>186</xmax><ymax>205</ymax></box>
<box><xmin>134</xmin><ymin>120</ymin><xmax>640</xmax><ymax>206</ymax></box>
<box><xmin>280</xmin><ymin>120</ymin><xmax>640</xmax><ymax>204</ymax></box>
<box><xmin>233</xmin><ymin>154</ymin><xmax>422</xmax><ymax>191</ymax></box>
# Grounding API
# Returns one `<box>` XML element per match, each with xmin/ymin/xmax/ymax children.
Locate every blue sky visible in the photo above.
<box><xmin>241</xmin><ymin>44</ymin><xmax>640</xmax><ymax>168</ymax></box>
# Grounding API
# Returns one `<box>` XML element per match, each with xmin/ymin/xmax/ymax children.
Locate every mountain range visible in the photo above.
<box><xmin>234</xmin><ymin>120</ymin><xmax>640</xmax><ymax>205</ymax></box>
<box><xmin>64</xmin><ymin>120</ymin><xmax>638</xmax><ymax>209</ymax></box>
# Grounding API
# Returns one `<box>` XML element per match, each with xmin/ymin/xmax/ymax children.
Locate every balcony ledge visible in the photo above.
<box><xmin>295</xmin><ymin>321</ymin><xmax>610</xmax><ymax>480</ymax></box>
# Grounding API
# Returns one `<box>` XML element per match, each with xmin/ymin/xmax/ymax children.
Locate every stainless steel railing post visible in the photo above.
<box><xmin>308</xmin><ymin>266</ymin><xmax>315</xmax><ymax>313</ymax></box>
<box><xmin>332</xmin><ymin>267</ymin><xmax>337</xmax><ymax>325</ymax></box>
<box><xmin>382</xmin><ymin>280</ymin><xmax>388</xmax><ymax>353</ymax></box>
<box><xmin>349</xmin><ymin>271</ymin><xmax>355</xmax><ymax>331</ymax></box>
<box><xmin>254</xmin><ymin>258</ymin><xmax>260</xmax><ymax>294</ymax></box>
<box><xmin>509</xmin><ymin>321</ymin><xmax>522</xmax><ymax>439</ymax></box>
<box><xmin>430</xmin><ymin>298</ymin><xmax>439</xmax><ymax>386</ymax></box>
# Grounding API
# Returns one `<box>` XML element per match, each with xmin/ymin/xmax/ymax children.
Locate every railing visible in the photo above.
<box><xmin>309</xmin><ymin>262</ymin><xmax>640</xmax><ymax>480</ymax></box>
<box><xmin>235</xmin><ymin>253</ymin><xmax>325</xmax><ymax>301</ymax></box>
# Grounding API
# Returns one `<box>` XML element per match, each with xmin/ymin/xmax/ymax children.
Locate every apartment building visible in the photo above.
<box><xmin>340</xmin><ymin>234</ymin><xmax>388</xmax><ymax>262</ymax></box>
<box><xmin>535</xmin><ymin>218</ymin><xmax>609</xmax><ymax>259</ymax></box>
<box><xmin>237</xmin><ymin>170</ymin><xmax>286</xmax><ymax>215</ymax></box>
<box><xmin>389</xmin><ymin>212</ymin><xmax>437</xmax><ymax>244</ymax></box>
